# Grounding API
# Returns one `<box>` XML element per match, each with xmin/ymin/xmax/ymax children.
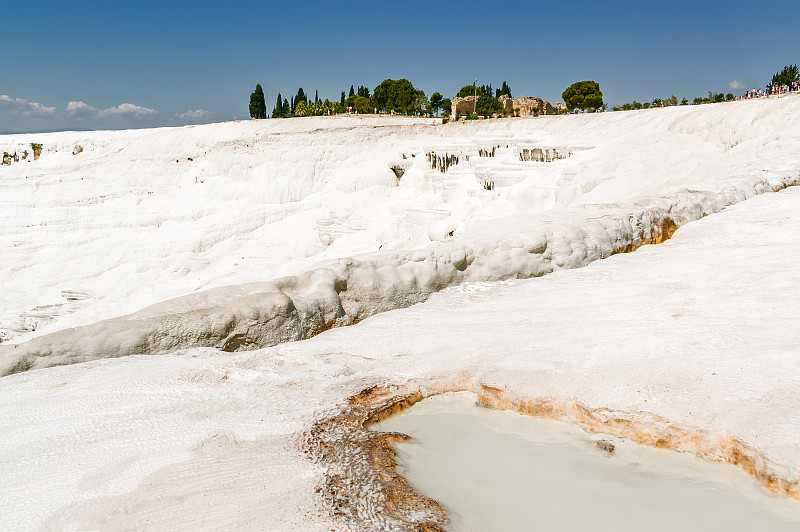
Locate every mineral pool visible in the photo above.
<box><xmin>370</xmin><ymin>392</ymin><xmax>800</xmax><ymax>532</ymax></box>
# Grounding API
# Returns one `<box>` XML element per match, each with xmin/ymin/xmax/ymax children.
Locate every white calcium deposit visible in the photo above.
<box><xmin>0</xmin><ymin>97</ymin><xmax>799</xmax><ymax>530</ymax></box>
<box><xmin>2</xmin><ymin>98</ymin><xmax>800</xmax><ymax>375</ymax></box>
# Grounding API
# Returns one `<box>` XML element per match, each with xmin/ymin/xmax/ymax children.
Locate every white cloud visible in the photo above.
<box><xmin>66</xmin><ymin>101</ymin><xmax>158</xmax><ymax>121</ymax></box>
<box><xmin>65</xmin><ymin>101</ymin><xmax>97</xmax><ymax>115</ymax></box>
<box><xmin>0</xmin><ymin>94</ymin><xmax>56</xmax><ymax>115</ymax></box>
<box><xmin>729</xmin><ymin>81</ymin><xmax>745</xmax><ymax>90</ymax></box>
<box><xmin>96</xmin><ymin>103</ymin><xmax>158</xmax><ymax>118</ymax></box>
<box><xmin>175</xmin><ymin>109</ymin><xmax>216</xmax><ymax>121</ymax></box>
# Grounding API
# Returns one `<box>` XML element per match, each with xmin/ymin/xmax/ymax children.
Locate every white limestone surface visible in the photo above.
<box><xmin>1</xmin><ymin>97</ymin><xmax>798</xmax><ymax>351</ymax></box>
<box><xmin>0</xmin><ymin>180</ymin><xmax>797</xmax><ymax>529</ymax></box>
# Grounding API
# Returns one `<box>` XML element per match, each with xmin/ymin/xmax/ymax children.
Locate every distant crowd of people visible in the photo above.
<box><xmin>743</xmin><ymin>82</ymin><xmax>800</xmax><ymax>99</ymax></box>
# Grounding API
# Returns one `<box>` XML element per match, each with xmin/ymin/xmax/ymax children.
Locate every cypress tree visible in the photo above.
<box><xmin>349</xmin><ymin>85</ymin><xmax>355</xmax><ymax>98</ymax></box>
<box><xmin>295</xmin><ymin>88</ymin><xmax>307</xmax><ymax>106</ymax></box>
<box><xmin>340</xmin><ymin>91</ymin><xmax>346</xmax><ymax>106</ymax></box>
<box><xmin>315</xmin><ymin>90</ymin><xmax>319</xmax><ymax>103</ymax></box>
<box><xmin>249</xmin><ymin>83</ymin><xmax>267</xmax><ymax>119</ymax></box>
<box><xmin>273</xmin><ymin>93</ymin><xmax>283</xmax><ymax>118</ymax></box>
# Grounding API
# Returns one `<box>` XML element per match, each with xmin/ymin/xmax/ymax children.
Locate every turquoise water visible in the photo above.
<box><xmin>371</xmin><ymin>392</ymin><xmax>800</xmax><ymax>532</ymax></box>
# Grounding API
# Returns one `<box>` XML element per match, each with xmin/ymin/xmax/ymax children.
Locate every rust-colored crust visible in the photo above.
<box><xmin>306</xmin><ymin>385</ymin><xmax>445</xmax><ymax>531</ymax></box>
<box><xmin>477</xmin><ymin>384</ymin><xmax>800</xmax><ymax>498</ymax></box>
<box><xmin>307</xmin><ymin>377</ymin><xmax>799</xmax><ymax>530</ymax></box>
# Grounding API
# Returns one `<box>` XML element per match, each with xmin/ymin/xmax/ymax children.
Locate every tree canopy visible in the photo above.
<box><xmin>496</xmin><ymin>81</ymin><xmax>512</xmax><ymax>98</ymax></box>
<box><xmin>441</xmin><ymin>98</ymin><xmax>452</xmax><ymax>115</ymax></box>
<box><xmin>347</xmin><ymin>95</ymin><xmax>372</xmax><ymax>114</ymax></box>
<box><xmin>562</xmin><ymin>80</ymin><xmax>603</xmax><ymax>111</ymax></box>
<box><xmin>249</xmin><ymin>83</ymin><xmax>267</xmax><ymax>119</ymax></box>
<box><xmin>373</xmin><ymin>78</ymin><xmax>417</xmax><ymax>113</ymax></box>
<box><xmin>771</xmin><ymin>65</ymin><xmax>799</xmax><ymax>87</ymax></box>
<box><xmin>272</xmin><ymin>92</ymin><xmax>284</xmax><ymax>118</ymax></box>
<box><xmin>294</xmin><ymin>88</ymin><xmax>307</xmax><ymax>111</ymax></box>
<box><xmin>413</xmin><ymin>89</ymin><xmax>428</xmax><ymax>115</ymax></box>
<box><xmin>476</xmin><ymin>94</ymin><xmax>502</xmax><ymax>116</ymax></box>
<box><xmin>430</xmin><ymin>92</ymin><xmax>443</xmax><ymax>115</ymax></box>
<box><xmin>456</xmin><ymin>84</ymin><xmax>485</xmax><ymax>98</ymax></box>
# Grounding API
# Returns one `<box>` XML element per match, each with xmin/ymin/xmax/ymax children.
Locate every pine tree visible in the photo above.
<box><xmin>562</xmin><ymin>80</ymin><xmax>603</xmax><ymax>111</ymax></box>
<box><xmin>430</xmin><ymin>92</ymin><xmax>443</xmax><ymax>115</ymax></box>
<box><xmin>273</xmin><ymin>93</ymin><xmax>283</xmax><ymax>118</ymax></box>
<box><xmin>249</xmin><ymin>83</ymin><xmax>267</xmax><ymax>119</ymax></box>
<box><xmin>771</xmin><ymin>64</ymin><xmax>799</xmax><ymax>87</ymax></box>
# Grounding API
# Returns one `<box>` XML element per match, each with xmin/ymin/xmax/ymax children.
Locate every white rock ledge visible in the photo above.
<box><xmin>1</xmin><ymin>175</ymin><xmax>795</xmax><ymax>376</ymax></box>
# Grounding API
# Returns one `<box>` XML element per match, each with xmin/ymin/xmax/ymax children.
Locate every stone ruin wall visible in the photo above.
<box><xmin>498</xmin><ymin>94</ymin><xmax>514</xmax><ymax>114</ymax></box>
<box><xmin>451</xmin><ymin>95</ymin><xmax>479</xmax><ymax>118</ymax></box>
<box><xmin>452</xmin><ymin>94</ymin><xmax>558</xmax><ymax>117</ymax></box>
<box><xmin>513</xmin><ymin>96</ymin><xmax>555</xmax><ymax>116</ymax></box>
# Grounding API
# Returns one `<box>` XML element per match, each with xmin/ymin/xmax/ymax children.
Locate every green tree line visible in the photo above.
<box><xmin>249</xmin><ymin>79</ymin><xmax>448</xmax><ymax>119</ymax></box>
<box><xmin>610</xmin><ymin>65</ymin><xmax>797</xmax><ymax>112</ymax></box>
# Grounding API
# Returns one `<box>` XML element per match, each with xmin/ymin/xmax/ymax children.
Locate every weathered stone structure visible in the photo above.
<box><xmin>451</xmin><ymin>95</ymin><xmax>479</xmax><ymax>117</ymax></box>
<box><xmin>452</xmin><ymin>94</ymin><xmax>557</xmax><ymax>117</ymax></box>
<box><xmin>498</xmin><ymin>94</ymin><xmax>514</xmax><ymax>114</ymax></box>
<box><xmin>513</xmin><ymin>96</ymin><xmax>554</xmax><ymax>116</ymax></box>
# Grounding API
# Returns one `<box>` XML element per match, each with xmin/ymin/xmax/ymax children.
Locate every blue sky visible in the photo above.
<box><xmin>2</xmin><ymin>0</ymin><xmax>798</xmax><ymax>132</ymax></box>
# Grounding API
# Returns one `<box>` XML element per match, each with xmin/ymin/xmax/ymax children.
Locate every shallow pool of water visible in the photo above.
<box><xmin>370</xmin><ymin>392</ymin><xmax>800</xmax><ymax>532</ymax></box>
